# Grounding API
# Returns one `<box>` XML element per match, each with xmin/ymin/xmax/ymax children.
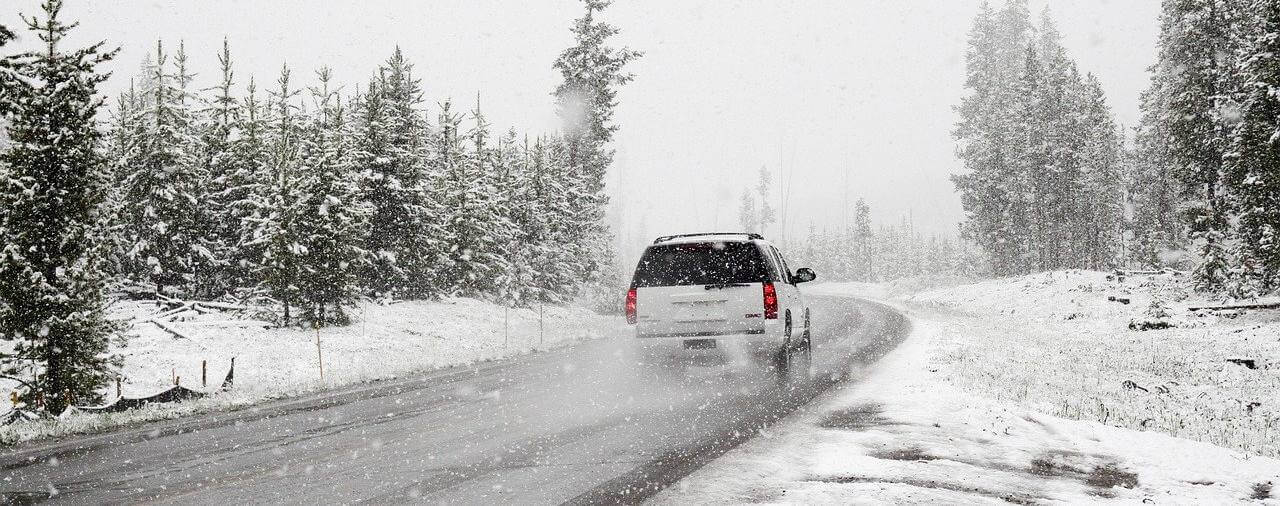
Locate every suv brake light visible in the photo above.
<box><xmin>763</xmin><ymin>282</ymin><xmax>778</xmax><ymax>319</ymax></box>
<box><xmin>625</xmin><ymin>288</ymin><xmax>637</xmax><ymax>324</ymax></box>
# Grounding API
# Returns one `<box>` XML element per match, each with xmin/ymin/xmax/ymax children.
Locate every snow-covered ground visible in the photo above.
<box><xmin>654</xmin><ymin>273</ymin><xmax>1280</xmax><ymax>503</ymax></box>
<box><xmin>0</xmin><ymin>298</ymin><xmax>625</xmax><ymax>444</ymax></box>
<box><xmin>904</xmin><ymin>270</ymin><xmax>1280</xmax><ymax>459</ymax></box>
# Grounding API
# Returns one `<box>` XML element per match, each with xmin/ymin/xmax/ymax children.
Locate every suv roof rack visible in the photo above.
<box><xmin>652</xmin><ymin>232</ymin><xmax>764</xmax><ymax>244</ymax></box>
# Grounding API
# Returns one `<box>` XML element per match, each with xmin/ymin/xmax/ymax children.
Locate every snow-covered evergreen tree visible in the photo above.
<box><xmin>1005</xmin><ymin>43</ymin><xmax>1043</xmax><ymax>273</ymax></box>
<box><xmin>228</xmin><ymin>76</ymin><xmax>270</xmax><ymax>291</ymax></box>
<box><xmin>1129</xmin><ymin>82</ymin><xmax>1185</xmax><ymax>269</ymax></box>
<box><xmin>527</xmin><ymin>136</ymin><xmax>580</xmax><ymax>302</ymax></box>
<box><xmin>439</xmin><ymin>100</ymin><xmax>508</xmax><ymax>296</ymax></box>
<box><xmin>1225</xmin><ymin>1</ymin><xmax>1280</xmax><ymax>294</ymax></box>
<box><xmin>552</xmin><ymin>0</ymin><xmax>641</xmax><ymax>306</ymax></box>
<box><xmin>954</xmin><ymin>2</ymin><xmax>1125</xmax><ymax>276</ymax></box>
<box><xmin>0</xmin><ymin>0</ymin><xmax>119</xmax><ymax>414</ymax></box>
<box><xmin>497</xmin><ymin>133</ymin><xmax>574</xmax><ymax>305</ymax></box>
<box><xmin>295</xmin><ymin>68</ymin><xmax>365</xmax><ymax>324</ymax></box>
<box><xmin>952</xmin><ymin>0</ymin><xmax>1027</xmax><ymax>276</ymax></box>
<box><xmin>738</xmin><ymin>188</ymin><xmax>757</xmax><ymax>233</ymax></box>
<box><xmin>119</xmin><ymin>40</ymin><xmax>209</xmax><ymax>298</ymax></box>
<box><xmin>201</xmin><ymin>38</ymin><xmax>249</xmax><ymax>295</ymax></box>
<box><xmin>0</xmin><ymin>22</ymin><xmax>15</xmax><ymax>119</ymax></box>
<box><xmin>1077</xmin><ymin>73</ymin><xmax>1125</xmax><ymax>270</ymax></box>
<box><xmin>852</xmin><ymin>198</ymin><xmax>874</xmax><ymax>281</ymax></box>
<box><xmin>755</xmin><ymin>166</ymin><xmax>776</xmax><ymax>236</ymax></box>
<box><xmin>1148</xmin><ymin>0</ymin><xmax>1237</xmax><ymax>290</ymax></box>
<box><xmin>247</xmin><ymin>65</ymin><xmax>304</xmax><ymax>324</ymax></box>
<box><xmin>488</xmin><ymin>129</ymin><xmax>523</xmax><ymax>304</ymax></box>
<box><xmin>355</xmin><ymin>48</ymin><xmax>444</xmax><ymax>299</ymax></box>
<box><xmin>101</xmin><ymin>82</ymin><xmax>143</xmax><ymax>279</ymax></box>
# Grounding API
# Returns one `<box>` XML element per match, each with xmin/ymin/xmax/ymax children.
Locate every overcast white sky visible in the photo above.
<box><xmin>3</xmin><ymin>0</ymin><xmax>1161</xmax><ymax>256</ymax></box>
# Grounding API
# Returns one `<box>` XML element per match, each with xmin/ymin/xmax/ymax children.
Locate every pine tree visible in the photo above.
<box><xmin>852</xmin><ymin>198</ymin><xmax>874</xmax><ymax>281</ymax></box>
<box><xmin>0</xmin><ymin>0</ymin><xmax>119</xmax><ymax>414</ymax></box>
<box><xmin>502</xmin><ymin>134</ymin><xmax>573</xmax><ymax>305</ymax></box>
<box><xmin>755</xmin><ymin>166</ymin><xmax>776</xmax><ymax>236</ymax></box>
<box><xmin>529</xmin><ymin>135</ymin><xmax>580</xmax><ymax>302</ymax></box>
<box><xmin>952</xmin><ymin>0</ymin><xmax>1031</xmax><ymax>276</ymax></box>
<box><xmin>1078</xmin><ymin>73</ymin><xmax>1125</xmax><ymax>270</ymax></box>
<box><xmin>1005</xmin><ymin>43</ymin><xmax>1044</xmax><ymax>274</ymax></box>
<box><xmin>738</xmin><ymin>189</ymin><xmax>757</xmax><ymax>233</ymax></box>
<box><xmin>171</xmin><ymin>41</ymin><xmax>221</xmax><ymax>295</ymax></box>
<box><xmin>296</xmin><ymin>68</ymin><xmax>365</xmax><ymax>324</ymax></box>
<box><xmin>227</xmin><ymin>76</ymin><xmax>269</xmax><ymax>290</ymax></box>
<box><xmin>441</xmin><ymin>99</ymin><xmax>510</xmax><ymax>296</ymax></box>
<box><xmin>119</xmin><ymin>40</ymin><xmax>208</xmax><ymax>298</ymax></box>
<box><xmin>202</xmin><ymin>38</ymin><xmax>250</xmax><ymax>294</ymax></box>
<box><xmin>552</xmin><ymin>0</ymin><xmax>641</xmax><ymax>304</ymax></box>
<box><xmin>1225</xmin><ymin>1</ymin><xmax>1280</xmax><ymax>294</ymax></box>
<box><xmin>355</xmin><ymin>48</ymin><xmax>444</xmax><ymax>299</ymax></box>
<box><xmin>1033</xmin><ymin>11</ymin><xmax>1086</xmax><ymax>271</ymax></box>
<box><xmin>438</xmin><ymin>99</ymin><xmax>489</xmax><ymax>295</ymax></box>
<box><xmin>248</xmin><ymin>65</ymin><xmax>304</xmax><ymax>324</ymax></box>
<box><xmin>0</xmin><ymin>22</ymin><xmax>16</xmax><ymax>119</ymax></box>
<box><xmin>954</xmin><ymin>2</ymin><xmax>1124</xmax><ymax>276</ymax></box>
<box><xmin>1150</xmin><ymin>0</ymin><xmax>1237</xmax><ymax>290</ymax></box>
<box><xmin>1130</xmin><ymin>83</ymin><xmax>1185</xmax><ymax>269</ymax></box>
<box><xmin>101</xmin><ymin>82</ymin><xmax>143</xmax><ymax>279</ymax></box>
<box><xmin>489</xmin><ymin>129</ymin><xmax>523</xmax><ymax>304</ymax></box>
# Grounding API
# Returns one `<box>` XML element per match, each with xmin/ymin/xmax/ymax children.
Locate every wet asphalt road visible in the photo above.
<box><xmin>0</xmin><ymin>295</ymin><xmax>909</xmax><ymax>505</ymax></box>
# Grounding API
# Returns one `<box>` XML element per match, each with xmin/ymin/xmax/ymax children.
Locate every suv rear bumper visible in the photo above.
<box><xmin>633</xmin><ymin>320</ymin><xmax>786</xmax><ymax>355</ymax></box>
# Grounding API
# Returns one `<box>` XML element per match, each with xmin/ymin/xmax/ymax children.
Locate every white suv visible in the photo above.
<box><xmin>625</xmin><ymin>233</ymin><xmax>817</xmax><ymax>366</ymax></box>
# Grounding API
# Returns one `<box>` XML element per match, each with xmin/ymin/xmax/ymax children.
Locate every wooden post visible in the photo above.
<box><xmin>202</xmin><ymin>360</ymin><xmax>207</xmax><ymax>388</ymax></box>
<box><xmin>171</xmin><ymin>367</ymin><xmax>176</xmax><ymax>385</ymax></box>
<box><xmin>504</xmin><ymin>305</ymin><xmax>509</xmax><ymax>347</ymax></box>
<box><xmin>315</xmin><ymin>325</ymin><xmax>324</xmax><ymax>382</ymax></box>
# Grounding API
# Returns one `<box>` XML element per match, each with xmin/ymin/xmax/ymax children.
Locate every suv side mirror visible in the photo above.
<box><xmin>794</xmin><ymin>267</ymin><xmax>817</xmax><ymax>284</ymax></box>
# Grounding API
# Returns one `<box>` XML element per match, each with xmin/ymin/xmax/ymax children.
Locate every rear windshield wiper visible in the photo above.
<box><xmin>704</xmin><ymin>282</ymin><xmax>749</xmax><ymax>290</ymax></box>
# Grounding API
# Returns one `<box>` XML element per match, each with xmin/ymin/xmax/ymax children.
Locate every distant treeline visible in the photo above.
<box><xmin>791</xmin><ymin>199</ymin><xmax>980</xmax><ymax>283</ymax></box>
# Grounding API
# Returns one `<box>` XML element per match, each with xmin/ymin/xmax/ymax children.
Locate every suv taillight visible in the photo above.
<box><xmin>763</xmin><ymin>282</ymin><xmax>778</xmax><ymax>319</ymax></box>
<box><xmin>625</xmin><ymin>288</ymin><xmax>637</xmax><ymax>324</ymax></box>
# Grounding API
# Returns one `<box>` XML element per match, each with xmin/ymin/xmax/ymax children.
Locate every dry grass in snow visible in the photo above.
<box><xmin>904</xmin><ymin>270</ymin><xmax>1280</xmax><ymax>458</ymax></box>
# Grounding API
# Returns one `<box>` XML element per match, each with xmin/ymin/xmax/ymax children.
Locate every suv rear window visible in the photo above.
<box><xmin>631</xmin><ymin>242</ymin><xmax>770</xmax><ymax>287</ymax></box>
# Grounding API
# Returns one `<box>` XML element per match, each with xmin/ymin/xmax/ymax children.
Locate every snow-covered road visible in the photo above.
<box><xmin>0</xmin><ymin>295</ymin><xmax>909</xmax><ymax>503</ymax></box>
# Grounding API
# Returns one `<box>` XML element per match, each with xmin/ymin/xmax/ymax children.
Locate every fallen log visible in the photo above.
<box><xmin>138</xmin><ymin>303</ymin><xmax>196</xmax><ymax>324</ymax></box>
<box><xmin>1226</xmin><ymin>358</ymin><xmax>1258</xmax><ymax>370</ymax></box>
<box><xmin>194</xmin><ymin>301</ymin><xmax>252</xmax><ymax>311</ymax></box>
<box><xmin>1187</xmin><ymin>302</ymin><xmax>1280</xmax><ymax>312</ymax></box>
<box><xmin>152</xmin><ymin>320</ymin><xmax>196</xmax><ymax>341</ymax></box>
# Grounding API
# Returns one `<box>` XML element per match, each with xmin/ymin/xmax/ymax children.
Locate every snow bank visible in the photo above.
<box><xmin>0</xmin><ymin>298</ymin><xmax>625</xmax><ymax>444</ymax></box>
<box><xmin>654</xmin><ymin>297</ymin><xmax>1280</xmax><ymax>504</ymax></box>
